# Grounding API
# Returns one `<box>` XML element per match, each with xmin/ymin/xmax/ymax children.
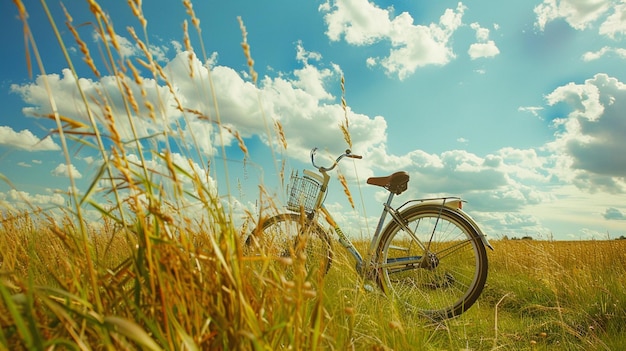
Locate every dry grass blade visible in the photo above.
<box><xmin>339</xmin><ymin>75</ymin><xmax>352</xmax><ymax>148</ymax></box>
<box><xmin>0</xmin><ymin>282</ymin><xmax>37</xmax><ymax>350</ymax></box>
<box><xmin>337</xmin><ymin>171</ymin><xmax>355</xmax><ymax>209</ymax></box>
<box><xmin>103</xmin><ymin>316</ymin><xmax>163</xmax><ymax>351</ymax></box>
<box><xmin>274</xmin><ymin>119</ymin><xmax>288</xmax><ymax>150</ymax></box>
<box><xmin>182</xmin><ymin>20</ymin><xmax>195</xmax><ymax>78</ymax></box>
<box><xmin>238</xmin><ymin>16</ymin><xmax>258</xmax><ymax>85</ymax></box>
<box><xmin>63</xmin><ymin>4</ymin><xmax>100</xmax><ymax>77</ymax></box>
<box><xmin>128</xmin><ymin>0</ymin><xmax>146</xmax><ymax>29</ymax></box>
<box><xmin>13</xmin><ymin>0</ymin><xmax>33</xmax><ymax>78</ymax></box>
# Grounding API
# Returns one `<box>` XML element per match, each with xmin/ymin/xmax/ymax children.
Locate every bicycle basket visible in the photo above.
<box><xmin>287</xmin><ymin>172</ymin><xmax>320</xmax><ymax>213</ymax></box>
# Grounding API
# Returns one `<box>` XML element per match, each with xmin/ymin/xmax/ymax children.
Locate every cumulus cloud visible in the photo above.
<box><xmin>534</xmin><ymin>0</ymin><xmax>626</xmax><ymax>39</ymax></box>
<box><xmin>364</xmin><ymin>144</ymin><xmax>552</xmax><ymax>211</ymax></box>
<box><xmin>0</xmin><ymin>126</ymin><xmax>60</xmax><ymax>151</ymax></box>
<box><xmin>52</xmin><ymin>163</ymin><xmax>83</xmax><ymax>179</ymax></box>
<box><xmin>320</xmin><ymin>0</ymin><xmax>466</xmax><ymax>79</ymax></box>
<box><xmin>468</xmin><ymin>41</ymin><xmax>500</xmax><ymax>60</ymax></box>
<box><xmin>8</xmin><ymin>42</ymin><xmax>391</xmax><ymax>213</ymax></box>
<box><xmin>93</xmin><ymin>30</ymin><xmax>170</xmax><ymax>61</ymax></box>
<box><xmin>582</xmin><ymin>46</ymin><xmax>626</xmax><ymax>61</ymax></box>
<box><xmin>10</xmin><ymin>41</ymin><xmax>385</xmax><ymax>162</ymax></box>
<box><xmin>545</xmin><ymin>73</ymin><xmax>626</xmax><ymax>192</ymax></box>
<box><xmin>344</xmin><ymin>141</ymin><xmax>558</xmax><ymax>237</ymax></box>
<box><xmin>599</xmin><ymin>1</ymin><xmax>626</xmax><ymax>38</ymax></box>
<box><xmin>0</xmin><ymin>189</ymin><xmax>66</xmax><ymax>209</ymax></box>
<box><xmin>468</xmin><ymin>23</ymin><xmax>500</xmax><ymax>60</ymax></box>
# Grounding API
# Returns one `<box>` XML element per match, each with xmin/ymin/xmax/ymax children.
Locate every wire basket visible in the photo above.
<box><xmin>287</xmin><ymin>172</ymin><xmax>320</xmax><ymax>213</ymax></box>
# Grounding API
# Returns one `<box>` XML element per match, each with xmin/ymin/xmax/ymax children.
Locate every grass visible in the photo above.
<box><xmin>3</xmin><ymin>214</ymin><xmax>626</xmax><ymax>350</ymax></box>
<box><xmin>2</xmin><ymin>0</ymin><xmax>626</xmax><ymax>349</ymax></box>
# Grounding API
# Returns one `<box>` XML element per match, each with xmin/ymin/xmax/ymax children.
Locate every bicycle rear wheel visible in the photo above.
<box><xmin>376</xmin><ymin>205</ymin><xmax>488</xmax><ymax>320</ymax></box>
<box><xmin>245</xmin><ymin>213</ymin><xmax>332</xmax><ymax>278</ymax></box>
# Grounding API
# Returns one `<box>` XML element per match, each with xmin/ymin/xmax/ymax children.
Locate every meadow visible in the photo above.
<box><xmin>2</xmin><ymin>215</ymin><xmax>626</xmax><ymax>350</ymax></box>
<box><xmin>2</xmin><ymin>0</ymin><xmax>626</xmax><ymax>350</ymax></box>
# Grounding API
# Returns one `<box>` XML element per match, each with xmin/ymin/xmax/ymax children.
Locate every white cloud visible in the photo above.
<box><xmin>471</xmin><ymin>23</ymin><xmax>490</xmax><ymax>41</ymax></box>
<box><xmin>296</xmin><ymin>41</ymin><xmax>323</xmax><ymax>63</ymax></box>
<box><xmin>545</xmin><ymin>73</ymin><xmax>626</xmax><ymax>192</ymax></box>
<box><xmin>351</xmin><ymin>142</ymin><xmax>560</xmax><ymax>237</ymax></box>
<box><xmin>9</xmin><ymin>42</ymin><xmax>383</xmax><ymax>168</ymax></box>
<box><xmin>52</xmin><ymin>163</ymin><xmax>83</xmax><ymax>179</ymax></box>
<box><xmin>93</xmin><ymin>30</ymin><xmax>170</xmax><ymax>62</ymax></box>
<box><xmin>599</xmin><ymin>2</ymin><xmax>626</xmax><ymax>38</ymax></box>
<box><xmin>534</xmin><ymin>0</ymin><xmax>620</xmax><ymax>37</ymax></box>
<box><xmin>320</xmin><ymin>0</ymin><xmax>393</xmax><ymax>45</ymax></box>
<box><xmin>468</xmin><ymin>41</ymin><xmax>500</xmax><ymax>60</ymax></box>
<box><xmin>2</xmin><ymin>189</ymin><xmax>66</xmax><ymax>207</ymax></box>
<box><xmin>0</xmin><ymin>126</ymin><xmax>60</xmax><ymax>151</ymax></box>
<box><xmin>320</xmin><ymin>1</ymin><xmax>466</xmax><ymax>79</ymax></box>
<box><xmin>582</xmin><ymin>46</ymin><xmax>626</xmax><ymax>61</ymax></box>
<box><xmin>292</xmin><ymin>43</ymin><xmax>337</xmax><ymax>101</ymax></box>
<box><xmin>94</xmin><ymin>31</ymin><xmax>140</xmax><ymax>58</ymax></box>
<box><xmin>468</xmin><ymin>23</ymin><xmax>500</xmax><ymax>60</ymax></box>
<box><xmin>11</xmin><ymin>67</ymin><xmax>183</xmax><ymax>152</ymax></box>
<box><xmin>518</xmin><ymin>106</ymin><xmax>544</xmax><ymax>118</ymax></box>
<box><xmin>171</xmin><ymin>40</ymin><xmax>183</xmax><ymax>54</ymax></box>
<box><xmin>582</xmin><ymin>46</ymin><xmax>611</xmax><ymax>61</ymax></box>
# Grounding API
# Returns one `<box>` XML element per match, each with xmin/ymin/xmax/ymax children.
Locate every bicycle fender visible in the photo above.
<box><xmin>403</xmin><ymin>199</ymin><xmax>494</xmax><ymax>251</ymax></box>
<box><xmin>455</xmin><ymin>208</ymin><xmax>494</xmax><ymax>251</ymax></box>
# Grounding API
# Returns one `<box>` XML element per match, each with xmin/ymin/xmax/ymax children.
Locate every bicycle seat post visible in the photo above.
<box><xmin>375</xmin><ymin>191</ymin><xmax>395</xmax><ymax>236</ymax></box>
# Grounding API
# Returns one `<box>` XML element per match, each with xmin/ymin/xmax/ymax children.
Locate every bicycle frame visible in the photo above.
<box><xmin>302</xmin><ymin>166</ymin><xmax>431</xmax><ymax>277</ymax></box>
<box><xmin>301</xmin><ymin>150</ymin><xmax>493</xmax><ymax>278</ymax></box>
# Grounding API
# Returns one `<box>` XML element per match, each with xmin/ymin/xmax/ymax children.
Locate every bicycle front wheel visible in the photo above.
<box><xmin>377</xmin><ymin>205</ymin><xmax>488</xmax><ymax>320</ymax></box>
<box><xmin>245</xmin><ymin>213</ymin><xmax>332</xmax><ymax>278</ymax></box>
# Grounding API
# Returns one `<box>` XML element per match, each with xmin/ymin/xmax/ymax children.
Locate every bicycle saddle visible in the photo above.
<box><xmin>366</xmin><ymin>171</ymin><xmax>410</xmax><ymax>195</ymax></box>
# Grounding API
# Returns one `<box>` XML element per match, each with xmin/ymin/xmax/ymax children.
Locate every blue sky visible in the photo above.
<box><xmin>1</xmin><ymin>0</ymin><xmax>626</xmax><ymax>240</ymax></box>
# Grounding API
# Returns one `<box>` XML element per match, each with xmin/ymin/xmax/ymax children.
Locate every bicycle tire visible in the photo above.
<box><xmin>376</xmin><ymin>205</ymin><xmax>488</xmax><ymax>320</ymax></box>
<box><xmin>245</xmin><ymin>213</ymin><xmax>333</xmax><ymax>278</ymax></box>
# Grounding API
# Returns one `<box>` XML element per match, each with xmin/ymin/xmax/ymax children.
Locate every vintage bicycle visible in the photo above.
<box><xmin>245</xmin><ymin>148</ymin><xmax>493</xmax><ymax>319</ymax></box>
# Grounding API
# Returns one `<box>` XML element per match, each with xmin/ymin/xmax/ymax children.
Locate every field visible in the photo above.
<box><xmin>3</xmin><ymin>1</ymin><xmax>626</xmax><ymax>350</ymax></box>
<box><xmin>2</xmin><ymin>214</ymin><xmax>626</xmax><ymax>350</ymax></box>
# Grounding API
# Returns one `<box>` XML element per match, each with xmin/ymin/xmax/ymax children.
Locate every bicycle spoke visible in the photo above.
<box><xmin>245</xmin><ymin>213</ymin><xmax>332</xmax><ymax>279</ymax></box>
<box><xmin>377</xmin><ymin>205</ymin><xmax>488</xmax><ymax>319</ymax></box>
<box><xmin>430</xmin><ymin>239</ymin><xmax>473</xmax><ymax>260</ymax></box>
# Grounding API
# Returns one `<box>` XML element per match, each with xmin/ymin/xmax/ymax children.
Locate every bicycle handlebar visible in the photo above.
<box><xmin>310</xmin><ymin>147</ymin><xmax>362</xmax><ymax>172</ymax></box>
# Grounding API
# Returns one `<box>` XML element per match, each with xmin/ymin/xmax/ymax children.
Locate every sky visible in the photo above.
<box><xmin>1</xmin><ymin>0</ymin><xmax>625</xmax><ymax>240</ymax></box>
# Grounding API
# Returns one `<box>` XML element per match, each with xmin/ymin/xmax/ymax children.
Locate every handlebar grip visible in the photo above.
<box><xmin>344</xmin><ymin>149</ymin><xmax>362</xmax><ymax>159</ymax></box>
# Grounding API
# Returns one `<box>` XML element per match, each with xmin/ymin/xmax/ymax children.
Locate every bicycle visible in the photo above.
<box><xmin>245</xmin><ymin>148</ymin><xmax>493</xmax><ymax>320</ymax></box>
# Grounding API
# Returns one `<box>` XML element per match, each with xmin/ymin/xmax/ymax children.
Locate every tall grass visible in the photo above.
<box><xmin>2</xmin><ymin>1</ymin><xmax>626</xmax><ymax>350</ymax></box>
<box><xmin>3</xmin><ymin>0</ymin><xmax>321</xmax><ymax>349</ymax></box>
<box><xmin>482</xmin><ymin>240</ymin><xmax>626</xmax><ymax>350</ymax></box>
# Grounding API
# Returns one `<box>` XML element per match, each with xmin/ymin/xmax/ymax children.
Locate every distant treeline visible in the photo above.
<box><xmin>500</xmin><ymin>235</ymin><xmax>626</xmax><ymax>240</ymax></box>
